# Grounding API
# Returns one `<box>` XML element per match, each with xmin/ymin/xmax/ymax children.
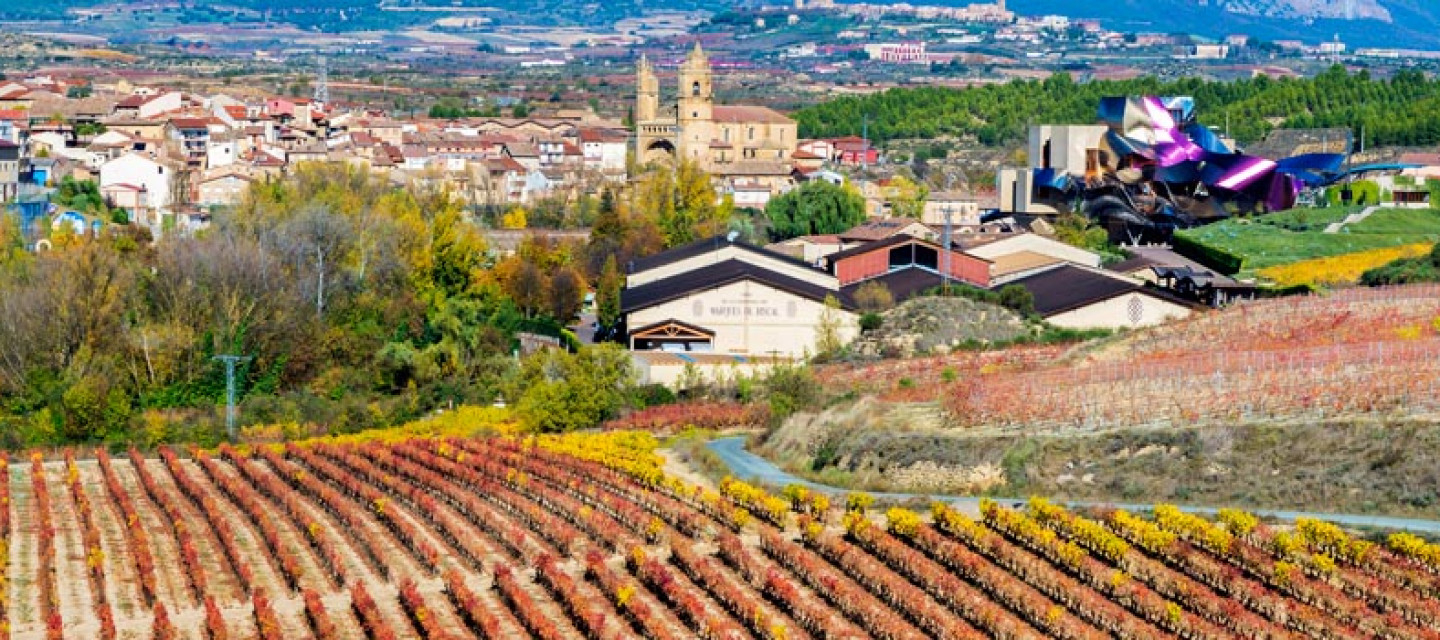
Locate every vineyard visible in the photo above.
<box><xmin>6</xmin><ymin>432</ymin><xmax>1440</xmax><ymax>639</ymax></box>
<box><xmin>813</xmin><ymin>285</ymin><xmax>1440</xmax><ymax>431</ymax></box>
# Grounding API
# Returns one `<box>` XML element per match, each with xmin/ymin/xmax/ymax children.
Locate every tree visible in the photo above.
<box><xmin>635</xmin><ymin>160</ymin><xmax>729</xmax><ymax>248</ymax></box>
<box><xmin>765</xmin><ymin>180</ymin><xmax>867</xmax><ymax>241</ymax></box>
<box><xmin>514</xmin><ymin>344</ymin><xmax>635</xmax><ymax>432</ymax></box>
<box><xmin>997</xmin><ymin>284</ymin><xmax>1035</xmax><ymax>316</ymax></box>
<box><xmin>888</xmin><ymin>175</ymin><xmax>928</xmax><ymax>219</ymax></box>
<box><xmin>500</xmin><ymin>207</ymin><xmax>528</xmax><ymax>229</ymax></box>
<box><xmin>547</xmin><ymin>267</ymin><xmax>585</xmax><ymax>323</ymax></box>
<box><xmin>596</xmin><ymin>255</ymin><xmax>622</xmax><ymax>328</ymax></box>
<box><xmin>814</xmin><ymin>294</ymin><xmax>846</xmax><ymax>356</ymax></box>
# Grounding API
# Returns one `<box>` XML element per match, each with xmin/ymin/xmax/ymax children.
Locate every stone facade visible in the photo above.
<box><xmin>635</xmin><ymin>44</ymin><xmax>798</xmax><ymax>194</ymax></box>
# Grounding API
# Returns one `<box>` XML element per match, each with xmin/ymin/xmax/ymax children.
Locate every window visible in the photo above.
<box><xmin>748</xmin><ymin>127</ymin><xmax>754</xmax><ymax>141</ymax></box>
<box><xmin>692</xmin><ymin>81</ymin><xmax>701</xmax><ymax>96</ymax></box>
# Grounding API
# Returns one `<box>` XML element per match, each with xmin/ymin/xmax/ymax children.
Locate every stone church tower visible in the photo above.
<box><xmin>635</xmin><ymin>54</ymin><xmax>659</xmax><ymax>124</ymax></box>
<box><xmin>676</xmin><ymin>43</ymin><xmax>714</xmax><ymax>163</ymax></box>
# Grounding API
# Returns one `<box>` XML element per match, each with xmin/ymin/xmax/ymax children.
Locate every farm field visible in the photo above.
<box><xmin>810</xmin><ymin>285</ymin><xmax>1440</xmax><ymax>432</ymax></box>
<box><xmin>7</xmin><ymin>433</ymin><xmax>1440</xmax><ymax>639</ymax></box>
<box><xmin>1175</xmin><ymin>207</ymin><xmax>1440</xmax><ymax>277</ymax></box>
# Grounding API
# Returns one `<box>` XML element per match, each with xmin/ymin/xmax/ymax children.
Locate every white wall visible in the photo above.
<box><xmin>100</xmin><ymin>154</ymin><xmax>171</xmax><ymax>211</ymax></box>
<box><xmin>1047</xmin><ymin>291</ymin><xmax>1192</xmax><ymax>330</ymax></box>
<box><xmin>627</xmin><ymin>279</ymin><xmax>857</xmax><ymax>358</ymax></box>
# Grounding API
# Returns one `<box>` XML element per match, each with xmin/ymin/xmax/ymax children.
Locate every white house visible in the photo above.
<box><xmin>100</xmin><ymin>153</ymin><xmax>173</xmax><ymax>224</ymax></box>
<box><xmin>960</xmin><ymin>232</ymin><xmax>1102</xmax><ymax>269</ymax></box>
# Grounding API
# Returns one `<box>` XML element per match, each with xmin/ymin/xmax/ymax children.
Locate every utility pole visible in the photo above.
<box><xmin>861</xmin><ymin>113</ymin><xmax>869</xmax><ymax>172</ymax></box>
<box><xmin>213</xmin><ymin>354</ymin><xmax>252</xmax><ymax>442</ymax></box>
<box><xmin>942</xmin><ymin>204</ymin><xmax>954</xmax><ymax>294</ymax></box>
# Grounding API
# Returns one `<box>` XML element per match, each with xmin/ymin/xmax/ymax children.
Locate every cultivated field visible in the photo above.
<box><xmin>7</xmin><ymin>431</ymin><xmax>1440</xmax><ymax>639</ymax></box>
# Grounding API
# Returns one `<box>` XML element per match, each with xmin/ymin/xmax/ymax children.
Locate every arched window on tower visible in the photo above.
<box><xmin>692</xmin><ymin>81</ymin><xmax>701</xmax><ymax>96</ymax></box>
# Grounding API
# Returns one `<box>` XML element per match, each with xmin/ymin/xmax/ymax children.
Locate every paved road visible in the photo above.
<box><xmin>707</xmin><ymin>436</ymin><xmax>1440</xmax><ymax>534</ymax></box>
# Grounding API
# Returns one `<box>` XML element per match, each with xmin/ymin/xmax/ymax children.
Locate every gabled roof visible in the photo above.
<box><xmin>628</xmin><ymin>318</ymin><xmax>717</xmax><ymax>338</ymax></box>
<box><xmin>838</xmin><ymin>218</ymin><xmax>931</xmax><ymax>243</ymax></box>
<box><xmin>1004</xmin><ymin>264</ymin><xmax>1199</xmax><ymax>316</ymax></box>
<box><xmin>840</xmin><ymin>267</ymin><xmax>948</xmax><ymax>305</ymax></box>
<box><xmin>621</xmin><ymin>258</ymin><xmax>854</xmax><ymax>313</ymax></box>
<box><xmin>627</xmin><ymin>234</ymin><xmax>819</xmax><ymax>275</ymax></box>
<box><xmin>825</xmin><ymin>233</ymin><xmax>990</xmax><ymax>269</ymax></box>
<box><xmin>712</xmin><ymin>105</ymin><xmax>793</xmax><ymax>125</ymax></box>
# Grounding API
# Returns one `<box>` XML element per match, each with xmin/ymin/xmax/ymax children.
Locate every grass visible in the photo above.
<box><xmin>1177</xmin><ymin>207</ymin><xmax>1440</xmax><ymax>278</ymax></box>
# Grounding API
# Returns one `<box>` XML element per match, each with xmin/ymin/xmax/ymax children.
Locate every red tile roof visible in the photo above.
<box><xmin>712</xmin><ymin>105</ymin><xmax>792</xmax><ymax>125</ymax></box>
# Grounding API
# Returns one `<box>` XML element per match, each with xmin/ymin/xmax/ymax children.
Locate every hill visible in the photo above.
<box><xmin>793</xmin><ymin>66</ymin><xmax>1440</xmax><ymax>149</ymax></box>
<box><xmin>9</xmin><ymin>429</ymin><xmax>1440</xmax><ymax>639</ymax></box>
<box><xmin>1006</xmin><ymin>0</ymin><xmax>1440</xmax><ymax>50</ymax></box>
<box><xmin>757</xmin><ymin>285</ymin><xmax>1440</xmax><ymax>515</ymax></box>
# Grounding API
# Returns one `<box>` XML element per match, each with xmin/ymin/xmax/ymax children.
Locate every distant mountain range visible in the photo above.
<box><xmin>1006</xmin><ymin>0</ymin><xmax>1440</xmax><ymax>49</ymax></box>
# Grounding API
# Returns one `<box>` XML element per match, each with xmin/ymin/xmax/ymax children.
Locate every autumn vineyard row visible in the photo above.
<box><xmin>4</xmin><ymin>431</ymin><xmax>1440</xmax><ymax>639</ymax></box>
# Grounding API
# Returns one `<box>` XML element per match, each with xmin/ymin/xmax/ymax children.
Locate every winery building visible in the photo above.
<box><xmin>621</xmin><ymin>236</ymin><xmax>860</xmax><ymax>360</ymax></box>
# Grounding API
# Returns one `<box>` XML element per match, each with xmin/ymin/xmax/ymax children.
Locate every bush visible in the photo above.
<box><xmin>1172</xmin><ymin>233</ymin><xmax>1244</xmax><ymax>275</ymax></box>
<box><xmin>997</xmin><ymin>284</ymin><xmax>1035</xmax><ymax>316</ymax></box>
<box><xmin>633</xmin><ymin>384</ymin><xmax>677</xmax><ymax>408</ymax></box>
<box><xmin>859</xmin><ymin>312</ymin><xmax>883</xmax><ymax>332</ymax></box>
<box><xmin>853</xmin><ymin>280</ymin><xmax>895</xmax><ymax>312</ymax></box>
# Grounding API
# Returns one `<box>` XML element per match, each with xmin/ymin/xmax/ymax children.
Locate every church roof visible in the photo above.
<box><xmin>712</xmin><ymin>105</ymin><xmax>792</xmax><ymax>125</ymax></box>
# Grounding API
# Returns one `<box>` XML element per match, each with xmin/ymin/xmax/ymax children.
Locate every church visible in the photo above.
<box><xmin>635</xmin><ymin>44</ymin><xmax>799</xmax><ymax>198</ymax></box>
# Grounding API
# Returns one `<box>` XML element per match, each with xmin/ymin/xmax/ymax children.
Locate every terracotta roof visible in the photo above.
<box><xmin>712</xmin><ymin>105</ymin><xmax>793</xmax><ymax>125</ymax></box>
<box><xmin>168</xmin><ymin>117</ymin><xmax>215</xmax><ymax>129</ymax></box>
<box><xmin>0</xmin><ymin>109</ymin><xmax>26</xmax><ymax>121</ymax></box>
<box><xmin>837</xmin><ymin>219</ymin><xmax>929</xmax><ymax>243</ymax></box>
<box><xmin>1398</xmin><ymin>152</ymin><xmax>1440</xmax><ymax>167</ymax></box>
<box><xmin>791</xmin><ymin>150</ymin><xmax>822</xmax><ymax>160</ymax></box>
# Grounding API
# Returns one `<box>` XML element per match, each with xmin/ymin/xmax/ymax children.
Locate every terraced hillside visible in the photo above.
<box><xmin>5</xmin><ymin>431</ymin><xmax>1440</xmax><ymax>639</ymax></box>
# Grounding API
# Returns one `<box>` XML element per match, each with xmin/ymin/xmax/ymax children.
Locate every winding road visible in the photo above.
<box><xmin>707</xmin><ymin>436</ymin><xmax>1440</xmax><ymax>534</ymax></box>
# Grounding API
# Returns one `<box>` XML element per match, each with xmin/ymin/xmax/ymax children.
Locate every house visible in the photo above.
<box><xmin>197</xmin><ymin>168</ymin><xmax>256</xmax><ymax>207</ymax></box>
<box><xmin>579</xmin><ymin>128</ymin><xmax>629</xmax><ymax>174</ymax></box>
<box><xmin>1004</xmin><ymin>264</ymin><xmax>1199</xmax><ymax>329</ymax></box>
<box><xmin>0</xmin><ymin>141</ymin><xmax>20</xmax><ymax>202</ymax></box>
<box><xmin>838</xmin><ymin>218</ymin><xmax>935</xmax><ymax>245</ymax></box>
<box><xmin>114</xmin><ymin>92</ymin><xmax>183</xmax><ymax>120</ymax></box>
<box><xmin>621</xmin><ymin>235</ymin><xmax>858</xmax><ymax>360</ymax></box>
<box><xmin>167</xmin><ymin>117</ymin><xmax>223</xmax><ymax>167</ymax></box>
<box><xmin>823</xmin><ymin>234</ymin><xmax>991</xmax><ymax>290</ymax></box>
<box><xmin>921</xmin><ymin>191</ymin><xmax>982</xmax><ymax>226</ymax></box>
<box><xmin>99</xmin><ymin>153</ymin><xmax>174</xmax><ymax>225</ymax></box>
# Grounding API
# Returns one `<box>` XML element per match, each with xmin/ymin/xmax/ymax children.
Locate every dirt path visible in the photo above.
<box><xmin>657</xmin><ymin>447</ymin><xmax>718</xmax><ymax>493</ymax></box>
<box><xmin>9</xmin><ymin>464</ymin><xmax>41</xmax><ymax>636</ymax></box>
<box><xmin>78</xmin><ymin>461</ymin><xmax>147</xmax><ymax>621</ymax></box>
<box><xmin>43</xmin><ymin>462</ymin><xmax>98</xmax><ymax>639</ymax></box>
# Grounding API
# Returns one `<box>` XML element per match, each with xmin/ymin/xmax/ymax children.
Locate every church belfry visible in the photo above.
<box><xmin>635</xmin><ymin>54</ymin><xmax>659</xmax><ymax>124</ymax></box>
<box><xmin>678</xmin><ymin>42</ymin><xmax>713</xmax><ymax>122</ymax></box>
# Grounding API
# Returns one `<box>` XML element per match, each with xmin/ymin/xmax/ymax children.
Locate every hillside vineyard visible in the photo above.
<box><xmin>7</xmin><ymin>434</ymin><xmax>1440</xmax><ymax>639</ymax></box>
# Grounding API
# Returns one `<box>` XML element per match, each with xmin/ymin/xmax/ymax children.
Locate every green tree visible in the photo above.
<box><xmin>766</xmin><ymin>180</ymin><xmax>867</xmax><ymax>241</ymax></box>
<box><xmin>596</xmin><ymin>255</ymin><xmax>622</xmax><ymax>328</ymax></box>
<box><xmin>514</xmin><ymin>344</ymin><xmax>635</xmax><ymax>432</ymax></box>
<box><xmin>887</xmin><ymin>175</ymin><xmax>928</xmax><ymax>219</ymax></box>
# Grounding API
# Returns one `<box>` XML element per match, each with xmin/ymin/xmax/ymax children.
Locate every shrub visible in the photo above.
<box><xmin>859</xmin><ymin>312</ymin><xmax>883</xmax><ymax>332</ymax></box>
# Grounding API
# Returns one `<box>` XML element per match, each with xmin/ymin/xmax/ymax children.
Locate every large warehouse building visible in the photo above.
<box><xmin>621</xmin><ymin>236</ymin><xmax>860</xmax><ymax>359</ymax></box>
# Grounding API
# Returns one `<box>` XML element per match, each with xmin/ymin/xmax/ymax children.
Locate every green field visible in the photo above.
<box><xmin>1176</xmin><ymin>207</ymin><xmax>1440</xmax><ymax>278</ymax></box>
